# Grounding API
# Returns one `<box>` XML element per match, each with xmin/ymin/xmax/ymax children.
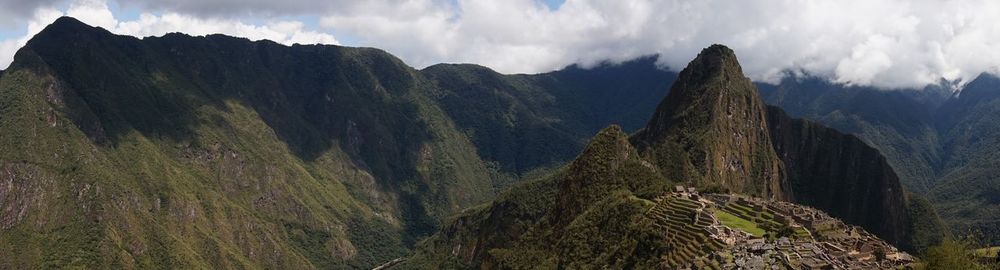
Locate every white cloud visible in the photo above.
<box><xmin>0</xmin><ymin>0</ymin><xmax>63</xmax><ymax>28</ymax></box>
<box><xmin>0</xmin><ymin>7</ymin><xmax>63</xmax><ymax>70</ymax></box>
<box><xmin>3</xmin><ymin>0</ymin><xmax>1000</xmax><ymax>90</ymax></box>
<box><xmin>0</xmin><ymin>0</ymin><xmax>338</xmax><ymax>70</ymax></box>
<box><xmin>319</xmin><ymin>0</ymin><xmax>1000</xmax><ymax>89</ymax></box>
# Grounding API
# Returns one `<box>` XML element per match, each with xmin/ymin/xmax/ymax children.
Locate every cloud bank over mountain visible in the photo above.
<box><xmin>2</xmin><ymin>0</ymin><xmax>999</xmax><ymax>89</ymax></box>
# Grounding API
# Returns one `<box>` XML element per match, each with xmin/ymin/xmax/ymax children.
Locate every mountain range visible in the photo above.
<box><xmin>0</xmin><ymin>16</ymin><xmax>988</xmax><ymax>269</ymax></box>
<box><xmin>0</xmin><ymin>17</ymin><xmax>675</xmax><ymax>269</ymax></box>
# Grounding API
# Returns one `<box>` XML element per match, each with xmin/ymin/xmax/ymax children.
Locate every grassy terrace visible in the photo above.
<box><xmin>646</xmin><ymin>196</ymin><xmax>729</xmax><ymax>269</ymax></box>
<box><xmin>714</xmin><ymin>210</ymin><xmax>765</xmax><ymax>237</ymax></box>
<box><xmin>723</xmin><ymin>202</ymin><xmax>782</xmax><ymax>231</ymax></box>
<box><xmin>974</xmin><ymin>246</ymin><xmax>999</xmax><ymax>258</ymax></box>
<box><xmin>793</xmin><ymin>227</ymin><xmax>811</xmax><ymax>239</ymax></box>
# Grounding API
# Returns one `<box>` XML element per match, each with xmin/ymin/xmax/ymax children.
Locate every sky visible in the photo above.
<box><xmin>1</xmin><ymin>0</ymin><xmax>999</xmax><ymax>90</ymax></box>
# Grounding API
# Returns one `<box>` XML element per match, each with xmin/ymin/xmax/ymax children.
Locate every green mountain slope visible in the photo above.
<box><xmin>0</xmin><ymin>16</ymin><xmax>505</xmax><ymax>268</ymax></box>
<box><xmin>929</xmin><ymin>74</ymin><xmax>1000</xmax><ymax>243</ymax></box>
<box><xmin>0</xmin><ymin>17</ymin><xmax>677</xmax><ymax>268</ymax></box>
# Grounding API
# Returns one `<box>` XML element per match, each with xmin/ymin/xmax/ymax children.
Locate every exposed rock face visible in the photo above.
<box><xmin>0</xmin><ymin>162</ymin><xmax>56</xmax><ymax>230</ymax></box>
<box><xmin>766</xmin><ymin>106</ymin><xmax>911</xmax><ymax>248</ymax></box>
<box><xmin>632</xmin><ymin>44</ymin><xmax>784</xmax><ymax>199</ymax></box>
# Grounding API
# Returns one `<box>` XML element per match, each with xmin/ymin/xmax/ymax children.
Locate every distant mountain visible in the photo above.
<box><xmin>759</xmin><ymin>73</ymin><xmax>1000</xmax><ymax>244</ymax></box>
<box><xmin>420</xmin><ymin>57</ymin><xmax>675</xmax><ymax>177</ymax></box>
<box><xmin>401</xmin><ymin>45</ymin><xmax>937</xmax><ymax>268</ymax></box>
<box><xmin>929</xmin><ymin>74</ymin><xmax>1000</xmax><ymax>244</ymax></box>
<box><xmin>0</xmin><ymin>17</ymin><xmax>675</xmax><ymax>269</ymax></box>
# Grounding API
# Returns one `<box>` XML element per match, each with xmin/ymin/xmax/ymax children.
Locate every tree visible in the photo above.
<box><xmin>919</xmin><ymin>238</ymin><xmax>987</xmax><ymax>270</ymax></box>
<box><xmin>776</xmin><ymin>225</ymin><xmax>795</xmax><ymax>239</ymax></box>
<box><xmin>873</xmin><ymin>246</ymin><xmax>887</xmax><ymax>261</ymax></box>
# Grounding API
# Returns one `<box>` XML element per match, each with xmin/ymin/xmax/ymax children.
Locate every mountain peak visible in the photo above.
<box><xmin>632</xmin><ymin>44</ymin><xmax>784</xmax><ymax>198</ymax></box>
<box><xmin>700</xmin><ymin>44</ymin><xmax>737</xmax><ymax>59</ymax></box>
<box><xmin>50</xmin><ymin>16</ymin><xmax>87</xmax><ymax>28</ymax></box>
<box><xmin>679</xmin><ymin>44</ymin><xmax>744</xmax><ymax>87</ymax></box>
<box><xmin>635</xmin><ymin>44</ymin><xmax>756</xmax><ymax>138</ymax></box>
<box><xmin>554</xmin><ymin>125</ymin><xmax>633</xmax><ymax>224</ymax></box>
<box><xmin>22</xmin><ymin>16</ymin><xmax>113</xmax><ymax>53</ymax></box>
<box><xmin>38</xmin><ymin>16</ymin><xmax>99</xmax><ymax>37</ymax></box>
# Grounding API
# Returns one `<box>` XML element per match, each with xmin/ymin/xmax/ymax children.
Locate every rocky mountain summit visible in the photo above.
<box><xmin>632</xmin><ymin>45</ymin><xmax>784</xmax><ymax>199</ymax></box>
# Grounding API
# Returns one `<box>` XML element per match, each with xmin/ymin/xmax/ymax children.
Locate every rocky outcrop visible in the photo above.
<box><xmin>0</xmin><ymin>162</ymin><xmax>56</xmax><ymax>230</ymax></box>
<box><xmin>632</xmin><ymin>45</ymin><xmax>784</xmax><ymax>199</ymax></box>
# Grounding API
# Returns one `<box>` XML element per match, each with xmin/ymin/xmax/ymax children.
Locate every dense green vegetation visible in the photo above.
<box><xmin>0</xmin><ymin>17</ymin><xmax>439</xmax><ymax>268</ymax></box>
<box><xmin>917</xmin><ymin>238</ymin><xmax>997</xmax><ymax>270</ymax></box>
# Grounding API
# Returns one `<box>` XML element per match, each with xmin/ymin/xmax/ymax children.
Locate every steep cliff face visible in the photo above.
<box><xmin>632</xmin><ymin>45</ymin><xmax>784</xmax><ymax>199</ymax></box>
<box><xmin>756</xmin><ymin>77</ymin><xmax>946</xmax><ymax>193</ymax></box>
<box><xmin>766</xmin><ymin>106</ymin><xmax>912</xmax><ymax>248</ymax></box>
